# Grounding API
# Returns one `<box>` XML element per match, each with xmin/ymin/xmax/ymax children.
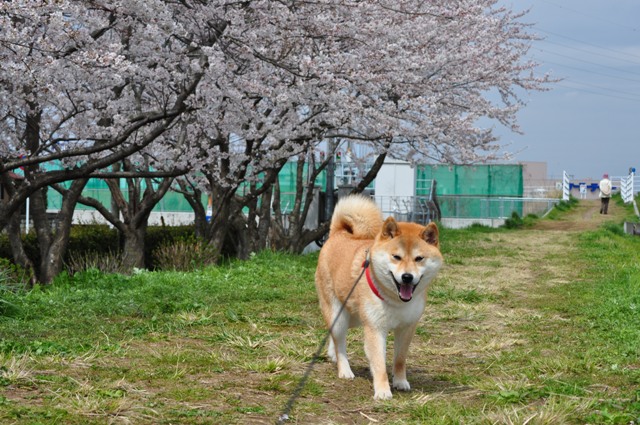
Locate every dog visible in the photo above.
<box><xmin>315</xmin><ymin>194</ymin><xmax>443</xmax><ymax>400</ymax></box>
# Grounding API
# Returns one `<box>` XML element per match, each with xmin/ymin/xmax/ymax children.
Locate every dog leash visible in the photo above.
<box><xmin>277</xmin><ymin>249</ymin><xmax>371</xmax><ymax>424</ymax></box>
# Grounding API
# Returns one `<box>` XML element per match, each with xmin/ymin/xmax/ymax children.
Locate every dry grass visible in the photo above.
<box><xmin>1</xmin><ymin>199</ymin><xmax>639</xmax><ymax>424</ymax></box>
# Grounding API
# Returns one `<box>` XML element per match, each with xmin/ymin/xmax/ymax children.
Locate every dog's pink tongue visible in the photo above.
<box><xmin>399</xmin><ymin>284</ymin><xmax>413</xmax><ymax>301</ymax></box>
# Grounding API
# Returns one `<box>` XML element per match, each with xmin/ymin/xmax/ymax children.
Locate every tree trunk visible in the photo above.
<box><xmin>207</xmin><ymin>219</ymin><xmax>227</xmax><ymax>260</ymax></box>
<box><xmin>77</xmin><ymin>169</ymin><xmax>174</xmax><ymax>271</ymax></box>
<box><xmin>255</xmin><ymin>185</ymin><xmax>273</xmax><ymax>252</ymax></box>
<box><xmin>174</xmin><ymin>179</ymin><xmax>232</xmax><ymax>262</ymax></box>
<box><xmin>206</xmin><ymin>192</ymin><xmax>238</xmax><ymax>260</ymax></box>
<box><xmin>39</xmin><ymin>228</ymin><xmax>72</xmax><ymax>284</ymax></box>
<box><xmin>121</xmin><ymin>224</ymin><xmax>147</xmax><ymax>270</ymax></box>
<box><xmin>229</xmin><ymin>214</ymin><xmax>249</xmax><ymax>260</ymax></box>
<box><xmin>30</xmin><ymin>179</ymin><xmax>89</xmax><ymax>284</ymax></box>
<box><xmin>6</xmin><ymin>209</ymin><xmax>37</xmax><ymax>288</ymax></box>
<box><xmin>270</xmin><ymin>153</ymin><xmax>327</xmax><ymax>253</ymax></box>
<box><xmin>269</xmin><ymin>151</ymin><xmax>387</xmax><ymax>254</ymax></box>
<box><xmin>174</xmin><ymin>179</ymin><xmax>207</xmax><ymax>239</ymax></box>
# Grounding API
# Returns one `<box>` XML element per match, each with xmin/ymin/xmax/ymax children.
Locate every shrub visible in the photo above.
<box><xmin>152</xmin><ymin>236</ymin><xmax>218</xmax><ymax>271</ymax></box>
<box><xmin>0</xmin><ymin>232</ymin><xmax>39</xmax><ymax>273</ymax></box>
<box><xmin>0</xmin><ymin>258</ymin><xmax>32</xmax><ymax>290</ymax></box>
<box><xmin>0</xmin><ymin>258</ymin><xmax>31</xmax><ymax>317</ymax></box>
<box><xmin>65</xmin><ymin>249</ymin><xmax>129</xmax><ymax>275</ymax></box>
<box><xmin>0</xmin><ymin>225</ymin><xmax>197</xmax><ymax>275</ymax></box>
<box><xmin>503</xmin><ymin>211</ymin><xmax>524</xmax><ymax>229</ymax></box>
<box><xmin>502</xmin><ymin>212</ymin><xmax>539</xmax><ymax>229</ymax></box>
<box><xmin>145</xmin><ymin>226</ymin><xmax>195</xmax><ymax>269</ymax></box>
<box><xmin>67</xmin><ymin>224</ymin><xmax>119</xmax><ymax>254</ymax></box>
<box><xmin>554</xmin><ymin>196</ymin><xmax>579</xmax><ymax>212</ymax></box>
<box><xmin>602</xmin><ymin>222</ymin><xmax>624</xmax><ymax>236</ymax></box>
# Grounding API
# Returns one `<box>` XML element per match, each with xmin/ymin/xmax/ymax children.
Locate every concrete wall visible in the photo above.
<box><xmin>521</xmin><ymin>161</ymin><xmax>561</xmax><ymax>198</ymax></box>
<box><xmin>69</xmin><ymin>210</ymin><xmax>195</xmax><ymax>226</ymax></box>
<box><xmin>441</xmin><ymin>218</ymin><xmax>506</xmax><ymax>229</ymax></box>
<box><xmin>374</xmin><ymin>158</ymin><xmax>415</xmax><ymax>197</ymax></box>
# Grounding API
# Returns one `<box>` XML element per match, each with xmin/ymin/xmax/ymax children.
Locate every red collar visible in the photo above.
<box><xmin>362</xmin><ymin>259</ymin><xmax>384</xmax><ymax>301</ymax></box>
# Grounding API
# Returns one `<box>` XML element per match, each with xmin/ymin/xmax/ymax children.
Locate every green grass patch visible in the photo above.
<box><xmin>545</xmin><ymin>196</ymin><xmax>579</xmax><ymax>220</ymax></box>
<box><xmin>3</xmin><ymin>208</ymin><xmax>640</xmax><ymax>423</ymax></box>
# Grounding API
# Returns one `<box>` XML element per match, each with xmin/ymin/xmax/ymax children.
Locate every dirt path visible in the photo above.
<box><xmin>285</xmin><ymin>199</ymin><xmax>632</xmax><ymax>424</ymax></box>
<box><xmin>374</xmin><ymin>198</ymin><xmax>629</xmax><ymax>423</ymax></box>
<box><xmin>531</xmin><ymin>198</ymin><xmax>623</xmax><ymax>231</ymax></box>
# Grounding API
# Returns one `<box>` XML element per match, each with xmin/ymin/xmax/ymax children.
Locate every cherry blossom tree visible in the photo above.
<box><xmin>73</xmin><ymin>164</ymin><xmax>180</xmax><ymax>271</ymax></box>
<box><xmin>1</xmin><ymin>0</ymin><xmax>552</xmax><ymax>280</ymax></box>
<box><xmin>0</xmin><ymin>1</ymin><xmax>217</xmax><ymax>227</ymax></box>
<box><xmin>0</xmin><ymin>1</ymin><xmax>225</xmax><ymax>282</ymax></box>
<box><xmin>174</xmin><ymin>0</ymin><xmax>551</xmax><ymax>256</ymax></box>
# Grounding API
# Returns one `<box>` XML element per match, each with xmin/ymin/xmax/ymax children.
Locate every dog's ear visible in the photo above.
<box><xmin>381</xmin><ymin>217</ymin><xmax>399</xmax><ymax>239</ymax></box>
<box><xmin>421</xmin><ymin>222</ymin><xmax>439</xmax><ymax>248</ymax></box>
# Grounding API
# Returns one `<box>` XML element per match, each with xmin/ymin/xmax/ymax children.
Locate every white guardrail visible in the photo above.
<box><xmin>621</xmin><ymin>172</ymin><xmax>635</xmax><ymax>204</ymax></box>
<box><xmin>562</xmin><ymin>170</ymin><xmax>571</xmax><ymax>201</ymax></box>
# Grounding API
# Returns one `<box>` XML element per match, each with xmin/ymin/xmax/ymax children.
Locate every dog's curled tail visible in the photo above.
<box><xmin>329</xmin><ymin>195</ymin><xmax>383</xmax><ymax>239</ymax></box>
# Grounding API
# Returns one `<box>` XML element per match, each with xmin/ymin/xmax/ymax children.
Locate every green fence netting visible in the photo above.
<box><xmin>416</xmin><ymin>164</ymin><xmax>524</xmax><ymax>218</ymax></box>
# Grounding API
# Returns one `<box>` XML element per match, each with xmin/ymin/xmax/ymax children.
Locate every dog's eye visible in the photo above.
<box><xmin>415</xmin><ymin>256</ymin><xmax>424</xmax><ymax>262</ymax></box>
<box><xmin>392</xmin><ymin>255</ymin><xmax>402</xmax><ymax>261</ymax></box>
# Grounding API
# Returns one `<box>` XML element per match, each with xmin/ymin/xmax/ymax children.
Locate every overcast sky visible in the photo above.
<box><xmin>495</xmin><ymin>0</ymin><xmax>640</xmax><ymax>179</ymax></box>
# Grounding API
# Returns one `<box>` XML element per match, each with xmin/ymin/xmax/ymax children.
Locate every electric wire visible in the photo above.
<box><xmin>539</xmin><ymin>38</ymin><xmax>640</xmax><ymax>70</ymax></box>
<box><xmin>536</xmin><ymin>49</ymin><xmax>640</xmax><ymax>82</ymax></box>
<box><xmin>537</xmin><ymin>0</ymin><xmax>640</xmax><ymax>34</ymax></box>
<box><xmin>526</xmin><ymin>18</ymin><xmax>640</xmax><ymax>103</ymax></box>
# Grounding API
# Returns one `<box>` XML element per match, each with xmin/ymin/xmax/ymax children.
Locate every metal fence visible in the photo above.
<box><xmin>437</xmin><ymin>196</ymin><xmax>560</xmax><ymax>219</ymax></box>
<box><xmin>48</xmin><ymin>188</ymin><xmax>560</xmax><ymax>223</ymax></box>
<box><xmin>374</xmin><ymin>195</ymin><xmax>439</xmax><ymax>224</ymax></box>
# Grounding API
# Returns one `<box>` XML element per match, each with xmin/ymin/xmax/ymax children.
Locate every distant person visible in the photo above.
<box><xmin>599</xmin><ymin>173</ymin><xmax>612</xmax><ymax>214</ymax></box>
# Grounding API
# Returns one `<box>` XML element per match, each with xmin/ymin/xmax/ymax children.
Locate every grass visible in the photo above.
<box><xmin>544</xmin><ymin>196</ymin><xmax>580</xmax><ymax>220</ymax></box>
<box><xmin>2</xmin><ymin>200</ymin><xmax>640</xmax><ymax>423</ymax></box>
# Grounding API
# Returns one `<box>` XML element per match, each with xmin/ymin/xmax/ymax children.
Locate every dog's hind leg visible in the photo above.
<box><xmin>330</xmin><ymin>299</ymin><xmax>354</xmax><ymax>379</ymax></box>
<box><xmin>327</xmin><ymin>337</ymin><xmax>336</xmax><ymax>362</ymax></box>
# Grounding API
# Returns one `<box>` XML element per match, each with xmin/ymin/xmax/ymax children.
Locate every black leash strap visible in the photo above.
<box><xmin>277</xmin><ymin>256</ymin><xmax>370</xmax><ymax>424</ymax></box>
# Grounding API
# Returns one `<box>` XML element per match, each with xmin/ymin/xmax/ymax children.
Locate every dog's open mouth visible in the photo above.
<box><xmin>391</xmin><ymin>274</ymin><xmax>417</xmax><ymax>302</ymax></box>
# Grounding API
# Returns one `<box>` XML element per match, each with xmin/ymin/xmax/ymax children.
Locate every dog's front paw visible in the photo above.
<box><xmin>373</xmin><ymin>388</ymin><xmax>393</xmax><ymax>400</ymax></box>
<box><xmin>392</xmin><ymin>378</ymin><xmax>411</xmax><ymax>391</ymax></box>
<box><xmin>338</xmin><ymin>367</ymin><xmax>355</xmax><ymax>379</ymax></box>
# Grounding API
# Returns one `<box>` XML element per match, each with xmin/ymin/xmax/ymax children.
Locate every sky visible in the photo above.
<box><xmin>494</xmin><ymin>0</ymin><xmax>640</xmax><ymax>180</ymax></box>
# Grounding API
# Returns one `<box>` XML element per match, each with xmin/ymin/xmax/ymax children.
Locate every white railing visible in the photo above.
<box><xmin>621</xmin><ymin>171</ymin><xmax>635</xmax><ymax>204</ymax></box>
<box><xmin>620</xmin><ymin>170</ymin><xmax>639</xmax><ymax>217</ymax></box>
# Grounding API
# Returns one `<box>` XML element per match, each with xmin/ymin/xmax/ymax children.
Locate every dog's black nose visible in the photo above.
<box><xmin>401</xmin><ymin>273</ymin><xmax>414</xmax><ymax>284</ymax></box>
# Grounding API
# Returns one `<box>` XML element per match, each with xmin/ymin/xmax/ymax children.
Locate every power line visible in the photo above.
<box><xmin>556</xmin><ymin>82</ymin><xmax>640</xmax><ymax>103</ymax></box>
<box><xmin>536</xmin><ymin>28</ymin><xmax>640</xmax><ymax>63</ymax></box>
<box><xmin>538</xmin><ymin>38</ymin><xmax>640</xmax><ymax>70</ymax></box>
<box><xmin>537</xmin><ymin>0</ymin><xmax>640</xmax><ymax>33</ymax></box>
<box><xmin>521</xmin><ymin>7</ymin><xmax>640</xmax><ymax>103</ymax></box>
<box><xmin>538</xmin><ymin>53</ymin><xmax>640</xmax><ymax>85</ymax></box>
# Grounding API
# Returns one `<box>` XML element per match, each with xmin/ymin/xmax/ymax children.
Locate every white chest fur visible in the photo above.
<box><xmin>363</xmin><ymin>296</ymin><xmax>426</xmax><ymax>332</ymax></box>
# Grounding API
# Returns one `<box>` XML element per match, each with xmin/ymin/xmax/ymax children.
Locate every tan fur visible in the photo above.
<box><xmin>315</xmin><ymin>195</ymin><xmax>443</xmax><ymax>399</ymax></box>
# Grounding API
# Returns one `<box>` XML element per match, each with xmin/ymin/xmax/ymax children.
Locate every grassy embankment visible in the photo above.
<box><xmin>1</xmin><ymin>197</ymin><xmax>639</xmax><ymax>424</ymax></box>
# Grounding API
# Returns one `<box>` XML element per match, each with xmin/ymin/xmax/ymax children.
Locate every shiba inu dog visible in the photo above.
<box><xmin>315</xmin><ymin>195</ymin><xmax>443</xmax><ymax>400</ymax></box>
